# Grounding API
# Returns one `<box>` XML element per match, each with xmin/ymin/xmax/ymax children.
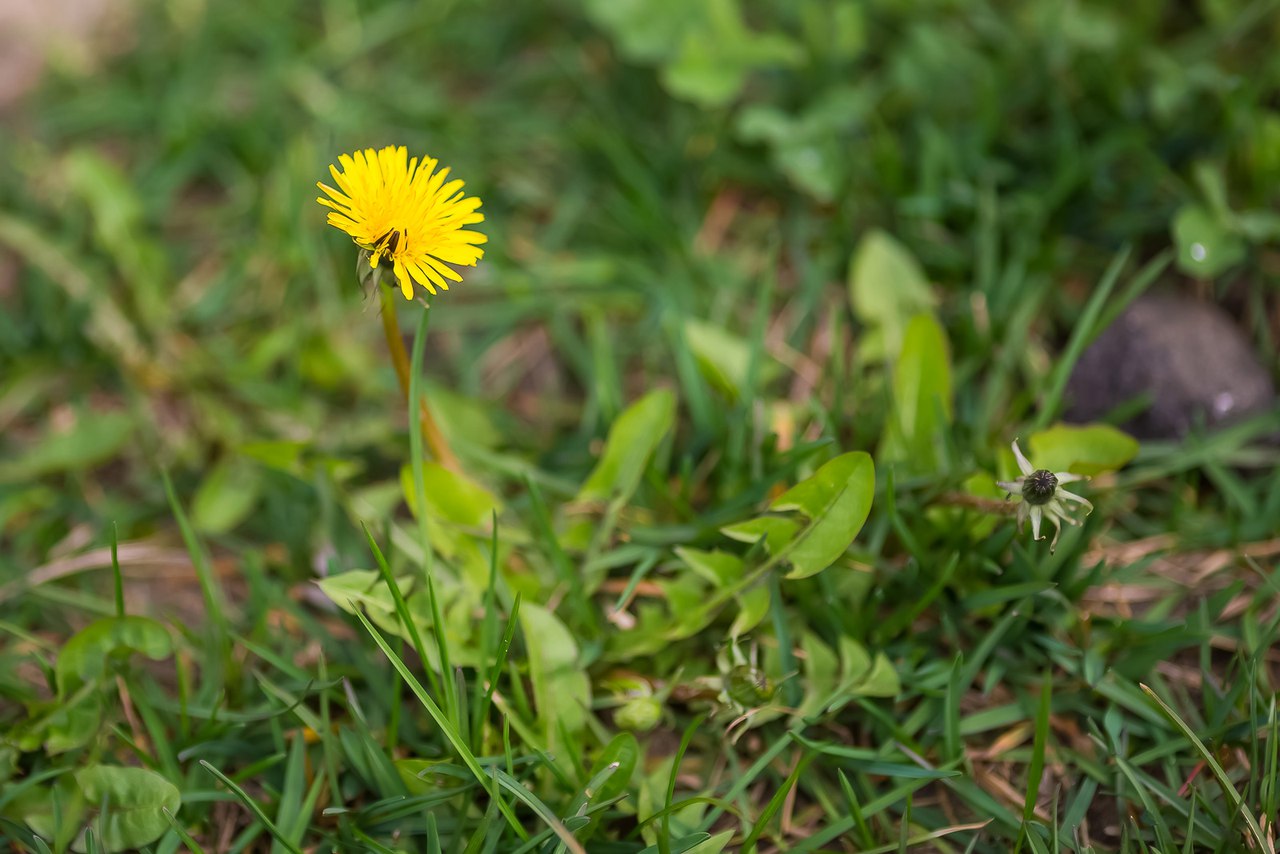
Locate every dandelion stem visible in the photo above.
<box><xmin>378</xmin><ymin>284</ymin><xmax>460</xmax><ymax>471</ymax></box>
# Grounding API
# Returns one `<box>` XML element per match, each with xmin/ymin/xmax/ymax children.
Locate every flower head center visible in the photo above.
<box><xmin>1022</xmin><ymin>470</ymin><xmax>1058</xmax><ymax>505</ymax></box>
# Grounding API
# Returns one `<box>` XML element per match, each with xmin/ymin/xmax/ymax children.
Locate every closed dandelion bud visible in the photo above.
<box><xmin>725</xmin><ymin>665</ymin><xmax>776</xmax><ymax>708</ymax></box>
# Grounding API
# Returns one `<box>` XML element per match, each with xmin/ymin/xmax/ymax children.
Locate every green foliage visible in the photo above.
<box><xmin>767</xmin><ymin>451</ymin><xmax>876</xmax><ymax>579</ymax></box>
<box><xmin>577</xmin><ymin>388</ymin><xmax>676</xmax><ymax>504</ymax></box>
<box><xmin>1027</xmin><ymin>423</ymin><xmax>1140</xmax><ymax>476</ymax></box>
<box><xmin>7</xmin><ymin>766</ymin><xmax>178</xmax><ymax>853</ymax></box>
<box><xmin>519</xmin><ymin>603</ymin><xmax>592</xmax><ymax>748</ymax></box>
<box><xmin>847</xmin><ymin>230</ymin><xmax>936</xmax><ymax>362</ymax></box>
<box><xmin>879</xmin><ymin>313</ymin><xmax>953</xmax><ymax>473</ymax></box>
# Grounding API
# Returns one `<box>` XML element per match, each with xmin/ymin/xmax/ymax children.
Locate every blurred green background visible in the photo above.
<box><xmin>3</xmin><ymin>0</ymin><xmax>1278</xmax><ymax>571</ymax></box>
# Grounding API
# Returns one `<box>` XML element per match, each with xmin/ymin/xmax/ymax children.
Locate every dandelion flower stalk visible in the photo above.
<box><xmin>378</xmin><ymin>284</ymin><xmax>458</xmax><ymax>471</ymax></box>
<box><xmin>317</xmin><ymin>145</ymin><xmax>487</xmax><ymax>470</ymax></box>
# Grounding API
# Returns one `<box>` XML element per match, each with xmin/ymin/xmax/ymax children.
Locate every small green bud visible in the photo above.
<box><xmin>725</xmin><ymin>665</ymin><xmax>776</xmax><ymax>708</ymax></box>
<box><xmin>614</xmin><ymin>697</ymin><xmax>662</xmax><ymax>731</ymax></box>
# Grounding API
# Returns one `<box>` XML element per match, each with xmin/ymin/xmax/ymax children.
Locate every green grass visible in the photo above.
<box><xmin>3</xmin><ymin>0</ymin><xmax>1280</xmax><ymax>851</ymax></box>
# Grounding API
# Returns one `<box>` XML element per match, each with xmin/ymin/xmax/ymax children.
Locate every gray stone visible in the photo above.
<box><xmin>1065</xmin><ymin>293</ymin><xmax>1276</xmax><ymax>439</ymax></box>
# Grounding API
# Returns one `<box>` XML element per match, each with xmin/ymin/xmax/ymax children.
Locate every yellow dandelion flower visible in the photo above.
<box><xmin>316</xmin><ymin>145</ymin><xmax>487</xmax><ymax>299</ymax></box>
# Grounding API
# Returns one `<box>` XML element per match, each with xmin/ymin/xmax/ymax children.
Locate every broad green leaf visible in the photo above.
<box><xmin>661</xmin><ymin>0</ymin><xmax>803</xmax><ymax>107</ymax></box>
<box><xmin>317</xmin><ymin>570</ymin><xmax>475</xmax><ymax>669</ymax></box>
<box><xmin>240</xmin><ymin>440</ymin><xmax>306</xmax><ymax>474</ymax></box>
<box><xmin>735</xmin><ymin>86</ymin><xmax>871</xmax><ymax>201</ymax></box>
<box><xmin>192</xmin><ymin>457</ymin><xmax>262</xmax><ymax>534</ymax></box>
<box><xmin>11</xmin><ymin>773</ymin><xmax>86</xmax><ymax>849</ymax></box>
<box><xmin>848</xmin><ymin>230</ymin><xmax>935</xmax><ymax>359</ymax></box>
<box><xmin>858</xmin><ymin>653</ymin><xmax>901</xmax><ymax>698</ymax></box>
<box><xmin>1027</xmin><ymin>423</ymin><xmax>1140</xmax><ymax>476</ymax></box>
<box><xmin>795</xmin><ymin>632</ymin><xmax>839</xmax><ymax>720</ymax></box>
<box><xmin>797</xmin><ymin>636</ymin><xmax>901</xmax><ymax>716</ymax></box>
<box><xmin>770</xmin><ymin>452</ymin><xmax>875</xmax><ymax>579</ymax></box>
<box><xmin>73</xmin><ymin>765</ymin><xmax>180</xmax><ymax>853</ymax></box>
<box><xmin>425</xmin><ymin>383</ymin><xmax>502</xmax><ymax>450</ymax></box>
<box><xmin>838</xmin><ymin>635</ymin><xmax>872</xmax><ymax>686</ymax></box>
<box><xmin>685</xmin><ymin>830</ymin><xmax>735</xmax><ymax>854</ymax></box>
<box><xmin>400</xmin><ymin>462</ymin><xmax>501</xmax><ymax>526</ymax></box>
<box><xmin>43</xmin><ymin>690</ymin><xmax>104</xmax><ymax>754</ymax></box>
<box><xmin>55</xmin><ymin>617</ymin><xmax>172</xmax><ymax>696</ymax></box>
<box><xmin>674</xmin><ymin>547</ymin><xmax>768</xmax><ymax>637</ymax></box>
<box><xmin>1172</xmin><ymin>203</ymin><xmax>1244</xmax><ymax>278</ymax></box>
<box><xmin>879</xmin><ymin>313</ymin><xmax>953</xmax><ymax>471</ymax></box>
<box><xmin>684</xmin><ymin>320</ymin><xmax>778</xmax><ymax>402</ymax></box>
<box><xmin>675</xmin><ymin>547</ymin><xmax>743</xmax><ymax>588</ymax></box>
<box><xmin>662</xmin><ymin>574</ymin><xmax>716</xmax><ymax>640</ymax></box>
<box><xmin>719</xmin><ymin>517</ymin><xmax>799</xmax><ymax>554</ymax></box>
<box><xmin>316</xmin><ymin>569</ymin><xmax>403</xmax><ymax>623</ymax></box>
<box><xmin>0</xmin><ymin>411</ymin><xmax>134</xmax><ymax>483</ymax></box>
<box><xmin>520</xmin><ymin>604</ymin><xmax>591</xmax><ymax>747</ymax></box>
<box><xmin>577</xmin><ymin>388</ymin><xmax>675</xmax><ymax>504</ymax></box>
<box><xmin>729</xmin><ymin>586</ymin><xmax>770</xmax><ymax>638</ymax></box>
<box><xmin>582</xmin><ymin>0</ymin><xmax>702</xmax><ymax>62</ymax></box>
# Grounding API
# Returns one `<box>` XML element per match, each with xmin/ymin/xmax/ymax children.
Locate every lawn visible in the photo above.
<box><xmin>2</xmin><ymin>1</ymin><xmax>1280</xmax><ymax>851</ymax></box>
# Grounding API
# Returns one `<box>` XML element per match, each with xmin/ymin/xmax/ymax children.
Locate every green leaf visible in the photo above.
<box><xmin>400</xmin><ymin>462</ymin><xmax>501</xmax><ymax>526</ymax></box>
<box><xmin>582</xmin><ymin>0</ymin><xmax>703</xmax><ymax>63</ymax></box>
<box><xmin>675</xmin><ymin>547</ymin><xmax>770</xmax><ymax>637</ymax></box>
<box><xmin>847</xmin><ymin>230</ymin><xmax>935</xmax><ymax>359</ymax></box>
<box><xmin>795</xmin><ymin>635</ymin><xmax>900</xmax><ymax>719</ymax></box>
<box><xmin>770</xmin><ymin>452</ymin><xmax>875</xmax><ymax>579</ymax></box>
<box><xmin>10</xmin><ymin>773</ymin><xmax>86</xmax><ymax>850</ymax></box>
<box><xmin>43</xmin><ymin>690</ymin><xmax>104</xmax><ymax>754</ymax></box>
<box><xmin>1027</xmin><ymin>423</ymin><xmax>1139</xmax><ymax>476</ymax></box>
<box><xmin>660</xmin><ymin>0</ymin><xmax>803</xmax><ymax>107</ymax></box>
<box><xmin>316</xmin><ymin>570</ymin><xmax>402</xmax><ymax>623</ymax></box>
<box><xmin>795</xmin><ymin>632</ymin><xmax>839</xmax><ymax>720</ymax></box>
<box><xmin>240</xmin><ymin>440</ymin><xmax>307</xmax><ymax>474</ymax></box>
<box><xmin>684</xmin><ymin>320</ymin><xmax>778</xmax><ymax>402</ymax></box>
<box><xmin>735</xmin><ymin>86</ymin><xmax>871</xmax><ymax>202</ymax></box>
<box><xmin>684</xmin><ymin>830</ymin><xmax>735</xmax><ymax>854</ymax></box>
<box><xmin>0</xmin><ymin>411</ymin><xmax>134</xmax><ymax>483</ymax></box>
<box><xmin>55</xmin><ymin>617</ymin><xmax>172</xmax><ymax>696</ymax></box>
<box><xmin>674</xmin><ymin>548</ymin><xmax>743</xmax><ymax>588</ymax></box>
<box><xmin>316</xmin><ymin>569</ymin><xmax>472</xmax><ymax>670</ymax></box>
<box><xmin>857</xmin><ymin>653</ymin><xmax>901</xmax><ymax>698</ymax></box>
<box><xmin>719</xmin><ymin>517</ymin><xmax>799</xmax><ymax>554</ymax></box>
<box><xmin>192</xmin><ymin>457</ymin><xmax>262</xmax><ymax>534</ymax></box>
<box><xmin>73</xmin><ymin>765</ymin><xmax>181</xmax><ymax>853</ymax></box>
<box><xmin>729</xmin><ymin>586</ymin><xmax>770</xmax><ymax>638</ymax></box>
<box><xmin>662</xmin><ymin>574</ymin><xmax>717</xmax><ymax>640</ymax></box>
<box><xmin>520</xmin><ymin>604</ymin><xmax>591</xmax><ymax>748</ymax></box>
<box><xmin>1172</xmin><ymin>203</ymin><xmax>1245</xmax><ymax>278</ymax></box>
<box><xmin>425</xmin><ymin>383</ymin><xmax>503</xmax><ymax>451</ymax></box>
<box><xmin>878</xmin><ymin>313</ymin><xmax>953</xmax><ymax>471</ymax></box>
<box><xmin>577</xmin><ymin>388</ymin><xmax>675</xmax><ymax>504</ymax></box>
